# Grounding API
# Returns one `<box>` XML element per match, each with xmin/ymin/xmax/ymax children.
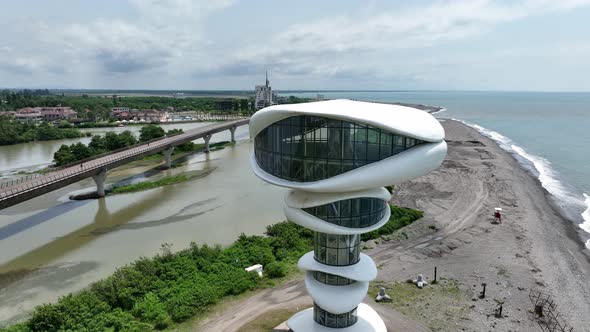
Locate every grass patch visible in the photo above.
<box><xmin>361</xmin><ymin>205</ymin><xmax>423</xmax><ymax>241</ymax></box>
<box><xmin>111</xmin><ymin>170</ymin><xmax>211</xmax><ymax>194</ymax></box>
<box><xmin>235</xmin><ymin>308</ymin><xmax>298</xmax><ymax>332</ymax></box>
<box><xmin>370</xmin><ymin>279</ymin><xmax>471</xmax><ymax>332</ymax></box>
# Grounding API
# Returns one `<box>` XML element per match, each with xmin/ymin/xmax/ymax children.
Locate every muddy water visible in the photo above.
<box><xmin>0</xmin><ymin>123</ymin><xmax>286</xmax><ymax>325</ymax></box>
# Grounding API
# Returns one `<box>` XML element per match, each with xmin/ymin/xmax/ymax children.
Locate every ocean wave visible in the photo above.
<box><xmin>452</xmin><ymin>118</ymin><xmax>590</xmax><ymax>242</ymax></box>
<box><xmin>581</xmin><ymin>194</ymin><xmax>590</xmax><ymax>249</ymax></box>
<box><xmin>431</xmin><ymin>108</ymin><xmax>447</xmax><ymax>115</ymax></box>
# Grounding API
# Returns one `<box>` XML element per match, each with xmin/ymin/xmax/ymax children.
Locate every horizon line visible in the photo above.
<box><xmin>1</xmin><ymin>88</ymin><xmax>590</xmax><ymax>94</ymax></box>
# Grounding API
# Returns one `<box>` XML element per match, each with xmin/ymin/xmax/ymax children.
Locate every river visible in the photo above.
<box><xmin>0</xmin><ymin>122</ymin><xmax>286</xmax><ymax>325</ymax></box>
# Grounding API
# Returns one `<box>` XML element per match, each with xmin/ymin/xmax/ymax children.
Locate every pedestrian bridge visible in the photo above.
<box><xmin>0</xmin><ymin>118</ymin><xmax>249</xmax><ymax>210</ymax></box>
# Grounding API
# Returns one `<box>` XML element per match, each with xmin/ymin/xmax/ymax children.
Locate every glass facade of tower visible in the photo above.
<box><xmin>313</xmin><ymin>303</ymin><xmax>358</xmax><ymax>328</ymax></box>
<box><xmin>303</xmin><ymin>197</ymin><xmax>388</xmax><ymax>229</ymax></box>
<box><xmin>254</xmin><ymin>115</ymin><xmax>423</xmax><ymax>182</ymax></box>
<box><xmin>313</xmin><ymin>232</ymin><xmax>360</xmax><ymax>266</ymax></box>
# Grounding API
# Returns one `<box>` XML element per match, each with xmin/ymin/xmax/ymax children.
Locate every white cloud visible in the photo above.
<box><xmin>49</xmin><ymin>0</ymin><xmax>237</xmax><ymax>74</ymax></box>
<box><xmin>0</xmin><ymin>0</ymin><xmax>589</xmax><ymax>89</ymax></box>
<box><xmin>210</xmin><ymin>0</ymin><xmax>590</xmax><ymax>82</ymax></box>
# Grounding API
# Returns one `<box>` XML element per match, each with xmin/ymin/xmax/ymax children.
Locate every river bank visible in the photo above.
<box><xmin>0</xmin><ymin>125</ymin><xmax>290</xmax><ymax>325</ymax></box>
<box><xmin>194</xmin><ymin>120</ymin><xmax>590</xmax><ymax>332</ymax></box>
<box><xmin>0</xmin><ymin>202</ymin><xmax>421</xmax><ymax>331</ymax></box>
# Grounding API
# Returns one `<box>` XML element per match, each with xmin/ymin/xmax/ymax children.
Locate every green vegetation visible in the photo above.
<box><xmin>111</xmin><ymin>171</ymin><xmax>209</xmax><ymax>194</ymax></box>
<box><xmin>0</xmin><ymin>90</ymin><xmax>254</xmax><ymax>120</ymax></box>
<box><xmin>52</xmin><ymin>125</ymin><xmax>198</xmax><ymax>166</ymax></box>
<box><xmin>361</xmin><ymin>205</ymin><xmax>423</xmax><ymax>241</ymax></box>
<box><xmin>53</xmin><ymin>131</ymin><xmax>138</xmax><ymax>166</ymax></box>
<box><xmin>139</xmin><ymin>125</ymin><xmax>166</xmax><ymax>142</ymax></box>
<box><xmin>1</xmin><ymin>205</ymin><xmax>423</xmax><ymax>332</ymax></box>
<box><xmin>0</xmin><ymin>222</ymin><xmax>312</xmax><ymax>332</ymax></box>
<box><xmin>369</xmin><ymin>279</ymin><xmax>470</xmax><ymax>332</ymax></box>
<box><xmin>0</xmin><ymin>116</ymin><xmax>88</xmax><ymax>146</ymax></box>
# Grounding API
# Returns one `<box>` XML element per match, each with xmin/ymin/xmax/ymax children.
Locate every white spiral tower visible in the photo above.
<box><xmin>250</xmin><ymin>99</ymin><xmax>446</xmax><ymax>331</ymax></box>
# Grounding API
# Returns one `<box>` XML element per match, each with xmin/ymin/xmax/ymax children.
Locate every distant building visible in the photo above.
<box><xmin>111</xmin><ymin>107</ymin><xmax>129</xmax><ymax>114</ymax></box>
<box><xmin>255</xmin><ymin>71</ymin><xmax>273</xmax><ymax>109</ymax></box>
<box><xmin>112</xmin><ymin>109</ymin><xmax>169</xmax><ymax>123</ymax></box>
<box><xmin>15</xmin><ymin>107</ymin><xmax>76</xmax><ymax>122</ymax></box>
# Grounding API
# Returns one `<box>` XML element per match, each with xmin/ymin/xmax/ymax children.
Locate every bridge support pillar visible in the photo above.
<box><xmin>93</xmin><ymin>169</ymin><xmax>107</xmax><ymax>197</ymax></box>
<box><xmin>204</xmin><ymin>134</ymin><xmax>212</xmax><ymax>153</ymax></box>
<box><xmin>163</xmin><ymin>146</ymin><xmax>175</xmax><ymax>169</ymax></box>
<box><xmin>230</xmin><ymin>126</ymin><xmax>237</xmax><ymax>143</ymax></box>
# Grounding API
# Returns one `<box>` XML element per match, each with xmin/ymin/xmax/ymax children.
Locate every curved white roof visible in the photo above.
<box><xmin>304</xmin><ymin>272</ymin><xmax>369</xmax><ymax>314</ymax></box>
<box><xmin>298</xmin><ymin>251</ymin><xmax>378</xmax><ymax>281</ymax></box>
<box><xmin>285</xmin><ymin>204</ymin><xmax>391</xmax><ymax>235</ymax></box>
<box><xmin>285</xmin><ymin>187</ymin><xmax>391</xmax><ymax>209</ymax></box>
<box><xmin>250</xmin><ymin>99</ymin><xmax>445</xmax><ymax>142</ymax></box>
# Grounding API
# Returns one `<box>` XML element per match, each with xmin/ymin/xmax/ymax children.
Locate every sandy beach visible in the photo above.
<box><xmin>197</xmin><ymin>119</ymin><xmax>590</xmax><ymax>331</ymax></box>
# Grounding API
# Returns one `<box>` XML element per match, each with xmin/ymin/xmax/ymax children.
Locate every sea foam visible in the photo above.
<box><xmin>582</xmin><ymin>194</ymin><xmax>590</xmax><ymax>249</ymax></box>
<box><xmin>452</xmin><ymin>118</ymin><xmax>590</xmax><ymax>246</ymax></box>
<box><xmin>431</xmin><ymin>108</ymin><xmax>447</xmax><ymax>115</ymax></box>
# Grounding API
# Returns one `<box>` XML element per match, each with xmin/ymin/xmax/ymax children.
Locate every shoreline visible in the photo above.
<box><xmin>380</xmin><ymin>119</ymin><xmax>590</xmax><ymax>330</ymax></box>
<box><xmin>450</xmin><ymin>117</ymin><xmax>590</xmax><ymax>253</ymax></box>
<box><xmin>193</xmin><ymin>119</ymin><xmax>590</xmax><ymax>331</ymax></box>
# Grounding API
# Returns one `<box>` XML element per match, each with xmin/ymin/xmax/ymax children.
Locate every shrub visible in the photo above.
<box><xmin>265</xmin><ymin>261</ymin><xmax>287</xmax><ymax>278</ymax></box>
<box><xmin>93</xmin><ymin>308</ymin><xmax>151</xmax><ymax>332</ymax></box>
<box><xmin>132</xmin><ymin>293</ymin><xmax>171</xmax><ymax>330</ymax></box>
<box><xmin>28</xmin><ymin>304</ymin><xmax>64</xmax><ymax>332</ymax></box>
<box><xmin>159</xmin><ymin>275</ymin><xmax>219</xmax><ymax>322</ymax></box>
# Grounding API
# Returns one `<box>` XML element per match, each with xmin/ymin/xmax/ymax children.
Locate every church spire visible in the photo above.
<box><xmin>265</xmin><ymin>70</ymin><xmax>269</xmax><ymax>87</ymax></box>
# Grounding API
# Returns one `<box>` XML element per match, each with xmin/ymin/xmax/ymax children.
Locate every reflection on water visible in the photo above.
<box><xmin>0</xmin><ymin>124</ymin><xmax>286</xmax><ymax>325</ymax></box>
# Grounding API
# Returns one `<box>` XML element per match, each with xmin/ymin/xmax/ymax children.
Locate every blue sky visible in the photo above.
<box><xmin>1</xmin><ymin>0</ymin><xmax>589</xmax><ymax>91</ymax></box>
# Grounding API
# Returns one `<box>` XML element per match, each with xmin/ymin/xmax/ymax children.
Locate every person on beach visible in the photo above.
<box><xmin>494</xmin><ymin>210</ymin><xmax>502</xmax><ymax>224</ymax></box>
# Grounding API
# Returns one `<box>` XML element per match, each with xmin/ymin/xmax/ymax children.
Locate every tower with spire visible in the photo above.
<box><xmin>255</xmin><ymin>71</ymin><xmax>273</xmax><ymax>110</ymax></box>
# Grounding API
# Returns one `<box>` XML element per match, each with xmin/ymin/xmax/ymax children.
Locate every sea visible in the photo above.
<box><xmin>278</xmin><ymin>91</ymin><xmax>590</xmax><ymax>250</ymax></box>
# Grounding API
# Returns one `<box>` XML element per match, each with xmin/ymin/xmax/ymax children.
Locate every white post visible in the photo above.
<box><xmin>163</xmin><ymin>146</ymin><xmax>175</xmax><ymax>169</ymax></box>
<box><xmin>92</xmin><ymin>169</ymin><xmax>107</xmax><ymax>197</ymax></box>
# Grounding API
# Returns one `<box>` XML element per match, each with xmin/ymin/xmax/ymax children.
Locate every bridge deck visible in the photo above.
<box><xmin>0</xmin><ymin>119</ymin><xmax>249</xmax><ymax>210</ymax></box>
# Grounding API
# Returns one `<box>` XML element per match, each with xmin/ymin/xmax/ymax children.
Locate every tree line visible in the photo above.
<box><xmin>0</xmin><ymin>116</ymin><xmax>88</xmax><ymax>146</ymax></box>
<box><xmin>52</xmin><ymin>125</ymin><xmax>192</xmax><ymax>166</ymax></box>
<box><xmin>1</xmin><ymin>90</ymin><xmax>255</xmax><ymax>120</ymax></box>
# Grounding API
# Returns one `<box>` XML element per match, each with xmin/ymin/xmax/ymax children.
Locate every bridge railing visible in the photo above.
<box><xmin>0</xmin><ymin>173</ymin><xmax>44</xmax><ymax>190</ymax></box>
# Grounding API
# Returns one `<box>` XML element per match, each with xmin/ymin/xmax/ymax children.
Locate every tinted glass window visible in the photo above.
<box><xmin>304</xmin><ymin>197</ymin><xmax>388</xmax><ymax>229</ymax></box>
<box><xmin>314</xmin><ymin>232</ymin><xmax>360</xmax><ymax>266</ymax></box>
<box><xmin>254</xmin><ymin>115</ymin><xmax>424</xmax><ymax>182</ymax></box>
<box><xmin>313</xmin><ymin>303</ymin><xmax>358</xmax><ymax>328</ymax></box>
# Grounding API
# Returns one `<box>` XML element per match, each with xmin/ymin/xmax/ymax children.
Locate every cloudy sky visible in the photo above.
<box><xmin>1</xmin><ymin>0</ymin><xmax>589</xmax><ymax>91</ymax></box>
